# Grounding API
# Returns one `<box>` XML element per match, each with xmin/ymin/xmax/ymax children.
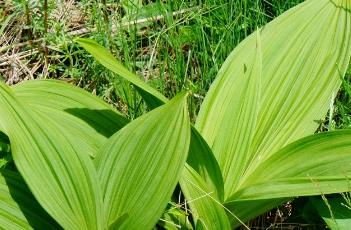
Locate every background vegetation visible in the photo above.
<box><xmin>1</xmin><ymin>0</ymin><xmax>350</xmax><ymax>229</ymax></box>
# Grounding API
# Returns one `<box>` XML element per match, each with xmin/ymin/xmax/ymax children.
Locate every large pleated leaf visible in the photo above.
<box><xmin>312</xmin><ymin>196</ymin><xmax>351</xmax><ymax>230</ymax></box>
<box><xmin>0</xmin><ymin>82</ymin><xmax>103</xmax><ymax>229</ymax></box>
<box><xmin>196</xmin><ymin>0</ymin><xmax>351</xmax><ymax>200</ymax></box>
<box><xmin>228</xmin><ymin>130</ymin><xmax>351</xmax><ymax>201</ymax></box>
<box><xmin>13</xmin><ymin>80</ymin><xmax>225</xmax><ymax>229</ymax></box>
<box><xmin>13</xmin><ymin>80</ymin><xmax>225</xmax><ymax>228</ymax></box>
<box><xmin>245</xmin><ymin>0</ymin><xmax>351</xmax><ymax>169</ymax></box>
<box><xmin>75</xmin><ymin>38</ymin><xmax>167</xmax><ymax>108</ymax></box>
<box><xmin>195</xmin><ymin>30</ymin><xmax>262</xmax><ymax>197</ymax></box>
<box><xmin>13</xmin><ymin>80</ymin><xmax>128</xmax><ymax>138</ymax></box>
<box><xmin>96</xmin><ymin>92</ymin><xmax>190</xmax><ymax>229</ymax></box>
<box><xmin>12</xmin><ymin>80</ymin><xmax>128</xmax><ymax>159</ymax></box>
<box><xmin>0</xmin><ymin>169</ymin><xmax>60</xmax><ymax>229</ymax></box>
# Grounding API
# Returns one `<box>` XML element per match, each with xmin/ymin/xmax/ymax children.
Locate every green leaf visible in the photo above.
<box><xmin>13</xmin><ymin>79</ymin><xmax>128</xmax><ymax>137</ymax></box>
<box><xmin>195</xmin><ymin>29</ymin><xmax>262</xmax><ymax>197</ymax></box>
<box><xmin>12</xmin><ymin>80</ymin><xmax>225</xmax><ymax>229</ymax></box>
<box><xmin>179</xmin><ymin>129</ymin><xmax>229</xmax><ymax>230</ymax></box>
<box><xmin>186</xmin><ymin>128</ymin><xmax>224</xmax><ymax>201</ymax></box>
<box><xmin>0</xmin><ymin>82</ymin><xmax>103</xmax><ymax>229</ymax></box>
<box><xmin>243</xmin><ymin>0</ymin><xmax>351</xmax><ymax>180</ymax></box>
<box><xmin>75</xmin><ymin>37</ymin><xmax>224</xmax><ymax>198</ymax></box>
<box><xmin>12</xmin><ymin>80</ymin><xmax>128</xmax><ymax>159</ymax></box>
<box><xmin>229</xmin><ymin>130</ymin><xmax>351</xmax><ymax>201</ymax></box>
<box><xmin>247</xmin><ymin>0</ymin><xmax>351</xmax><ymax>166</ymax></box>
<box><xmin>196</xmin><ymin>0</ymin><xmax>351</xmax><ymax>200</ymax></box>
<box><xmin>179</xmin><ymin>165</ymin><xmax>231</xmax><ymax>230</ymax></box>
<box><xmin>96</xmin><ymin>92</ymin><xmax>191</xmax><ymax>229</ymax></box>
<box><xmin>75</xmin><ymin>38</ymin><xmax>167</xmax><ymax>108</ymax></box>
<box><xmin>0</xmin><ymin>169</ymin><xmax>60</xmax><ymax>229</ymax></box>
<box><xmin>108</xmin><ymin>213</ymin><xmax>129</xmax><ymax>230</ymax></box>
<box><xmin>312</xmin><ymin>196</ymin><xmax>351</xmax><ymax>230</ymax></box>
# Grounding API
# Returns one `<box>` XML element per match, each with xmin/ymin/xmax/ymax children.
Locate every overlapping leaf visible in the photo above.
<box><xmin>180</xmin><ymin>165</ymin><xmax>231</xmax><ymax>230</ymax></box>
<box><xmin>196</xmin><ymin>0</ymin><xmax>351</xmax><ymax>201</ymax></box>
<box><xmin>13</xmin><ymin>80</ymin><xmax>128</xmax><ymax>137</ymax></box>
<box><xmin>12</xmin><ymin>80</ymin><xmax>128</xmax><ymax>159</ymax></box>
<box><xmin>75</xmin><ymin>1</ymin><xmax>351</xmax><ymax>229</ymax></box>
<box><xmin>246</xmin><ymin>0</ymin><xmax>350</xmax><ymax>167</ymax></box>
<box><xmin>0</xmin><ymin>79</ymin><xmax>195</xmax><ymax>229</ymax></box>
<box><xmin>228</xmin><ymin>130</ymin><xmax>351</xmax><ymax>201</ymax></box>
<box><xmin>179</xmin><ymin>128</ymin><xmax>230</xmax><ymax>229</ymax></box>
<box><xmin>96</xmin><ymin>93</ymin><xmax>191</xmax><ymax>229</ymax></box>
<box><xmin>6</xmin><ymin>78</ymin><xmax>227</xmax><ymax>229</ymax></box>
<box><xmin>76</xmin><ymin>38</ymin><xmax>230</xmax><ymax>228</ymax></box>
<box><xmin>0</xmin><ymin>82</ymin><xmax>103</xmax><ymax>229</ymax></box>
<box><xmin>186</xmin><ymin>128</ymin><xmax>224</xmax><ymax>201</ymax></box>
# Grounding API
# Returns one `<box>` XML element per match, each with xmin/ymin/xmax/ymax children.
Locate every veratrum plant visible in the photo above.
<box><xmin>0</xmin><ymin>0</ymin><xmax>350</xmax><ymax>230</ymax></box>
<box><xmin>0</xmin><ymin>81</ymin><xmax>191</xmax><ymax>229</ymax></box>
<box><xmin>76</xmin><ymin>0</ymin><xmax>351</xmax><ymax>229</ymax></box>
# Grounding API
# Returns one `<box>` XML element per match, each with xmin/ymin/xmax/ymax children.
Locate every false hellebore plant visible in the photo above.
<box><xmin>0</xmin><ymin>0</ymin><xmax>351</xmax><ymax>229</ymax></box>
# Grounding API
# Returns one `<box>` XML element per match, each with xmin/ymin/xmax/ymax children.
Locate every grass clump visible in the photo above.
<box><xmin>1</xmin><ymin>0</ymin><xmax>305</xmax><ymax>120</ymax></box>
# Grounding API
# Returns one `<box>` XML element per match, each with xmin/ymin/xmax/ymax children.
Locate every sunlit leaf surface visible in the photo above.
<box><xmin>0</xmin><ymin>83</ymin><xmax>103</xmax><ymax>230</ymax></box>
<box><xmin>97</xmin><ymin>93</ymin><xmax>191</xmax><ymax>229</ymax></box>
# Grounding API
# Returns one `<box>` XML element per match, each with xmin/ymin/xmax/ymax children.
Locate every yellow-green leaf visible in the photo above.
<box><xmin>196</xmin><ymin>0</ymin><xmax>351</xmax><ymax>200</ymax></box>
<box><xmin>180</xmin><ymin>165</ymin><xmax>231</xmax><ymax>230</ymax></box>
<box><xmin>13</xmin><ymin>80</ymin><xmax>128</xmax><ymax>159</ymax></box>
<box><xmin>230</xmin><ymin>130</ymin><xmax>351</xmax><ymax>201</ymax></box>
<box><xmin>96</xmin><ymin>92</ymin><xmax>190</xmax><ymax>229</ymax></box>
<box><xmin>179</xmin><ymin>129</ymin><xmax>229</xmax><ymax>230</ymax></box>
<box><xmin>0</xmin><ymin>82</ymin><xmax>103</xmax><ymax>229</ymax></box>
<box><xmin>195</xmin><ymin>30</ymin><xmax>262</xmax><ymax>197</ymax></box>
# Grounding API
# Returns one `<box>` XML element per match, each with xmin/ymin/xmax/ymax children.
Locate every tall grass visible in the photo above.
<box><xmin>1</xmin><ymin>0</ymin><xmax>306</xmax><ymax>120</ymax></box>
